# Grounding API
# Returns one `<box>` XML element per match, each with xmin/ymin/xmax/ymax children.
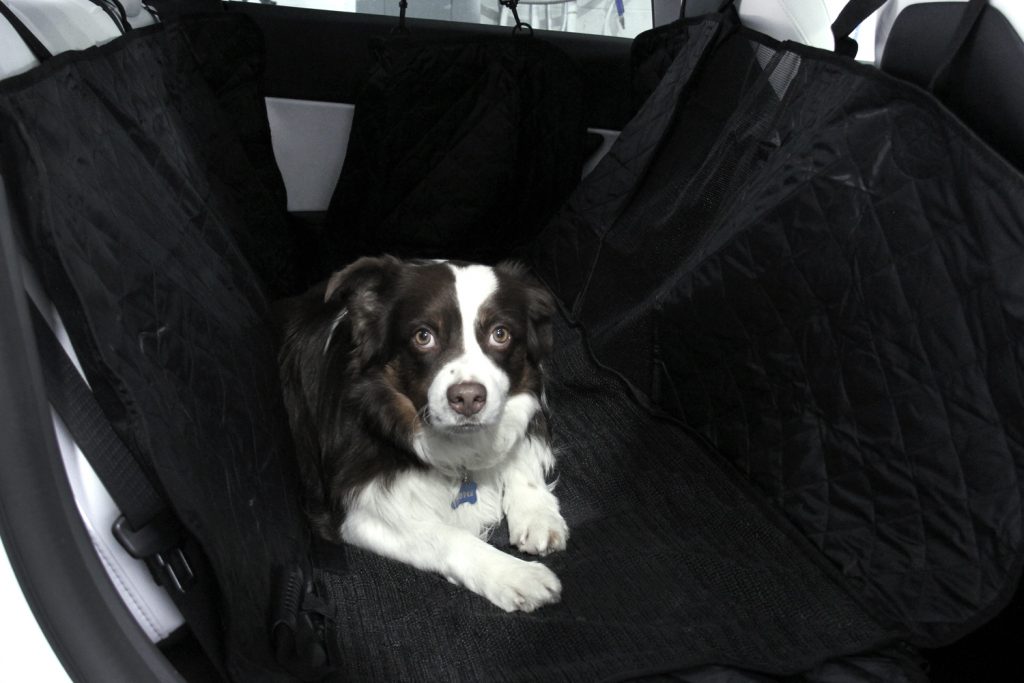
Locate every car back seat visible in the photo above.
<box><xmin>4</xmin><ymin>2</ymin><xmax>1024</xmax><ymax>681</ymax></box>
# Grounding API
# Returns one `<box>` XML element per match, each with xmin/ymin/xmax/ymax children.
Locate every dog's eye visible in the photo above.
<box><xmin>413</xmin><ymin>328</ymin><xmax>436</xmax><ymax>349</ymax></box>
<box><xmin>490</xmin><ymin>326</ymin><xmax>511</xmax><ymax>345</ymax></box>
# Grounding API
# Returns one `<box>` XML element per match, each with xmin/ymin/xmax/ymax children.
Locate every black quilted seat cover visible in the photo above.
<box><xmin>532</xmin><ymin>15</ymin><xmax>1024</xmax><ymax>646</ymax></box>
<box><xmin>0</xmin><ymin>19</ymin><xmax>306</xmax><ymax>683</ymax></box>
<box><xmin>3</xmin><ymin>8</ymin><xmax>1022</xmax><ymax>683</ymax></box>
<box><xmin>324</xmin><ymin>35</ymin><xmax>586</xmax><ymax>268</ymax></box>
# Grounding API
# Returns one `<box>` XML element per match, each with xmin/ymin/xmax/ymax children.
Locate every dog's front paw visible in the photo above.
<box><xmin>510</xmin><ymin>510</ymin><xmax>569</xmax><ymax>556</ymax></box>
<box><xmin>483</xmin><ymin>560</ymin><xmax>561</xmax><ymax>613</ymax></box>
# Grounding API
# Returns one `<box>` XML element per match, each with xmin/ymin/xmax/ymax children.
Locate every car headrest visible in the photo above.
<box><xmin>876</xmin><ymin>0</ymin><xmax>1024</xmax><ymax>63</ymax></box>
<box><xmin>682</xmin><ymin>0</ymin><xmax>834</xmax><ymax>49</ymax></box>
<box><xmin>877</xmin><ymin>0</ymin><xmax>1024</xmax><ymax>170</ymax></box>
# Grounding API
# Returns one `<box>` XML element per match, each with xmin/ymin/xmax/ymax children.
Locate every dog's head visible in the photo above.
<box><xmin>325</xmin><ymin>256</ymin><xmax>554</xmax><ymax>433</ymax></box>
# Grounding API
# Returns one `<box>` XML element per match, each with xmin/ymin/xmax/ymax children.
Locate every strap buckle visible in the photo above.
<box><xmin>112</xmin><ymin>514</ymin><xmax>195</xmax><ymax>594</ymax></box>
<box><xmin>272</xmin><ymin>565</ymin><xmax>342</xmax><ymax>678</ymax></box>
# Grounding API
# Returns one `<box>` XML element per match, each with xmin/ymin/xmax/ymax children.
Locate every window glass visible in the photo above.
<box><xmin>235</xmin><ymin>1</ymin><xmax>654</xmax><ymax>40</ymax></box>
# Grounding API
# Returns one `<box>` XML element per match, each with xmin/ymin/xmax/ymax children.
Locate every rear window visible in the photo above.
<box><xmin>230</xmin><ymin>1</ymin><xmax>654</xmax><ymax>39</ymax></box>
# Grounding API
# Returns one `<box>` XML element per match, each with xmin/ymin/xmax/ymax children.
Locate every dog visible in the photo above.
<box><xmin>276</xmin><ymin>256</ymin><xmax>568</xmax><ymax>612</ymax></box>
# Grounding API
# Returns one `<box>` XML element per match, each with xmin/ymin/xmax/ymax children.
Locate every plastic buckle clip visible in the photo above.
<box><xmin>272</xmin><ymin>565</ymin><xmax>341</xmax><ymax>678</ymax></box>
<box><xmin>112</xmin><ymin>514</ymin><xmax>195</xmax><ymax>594</ymax></box>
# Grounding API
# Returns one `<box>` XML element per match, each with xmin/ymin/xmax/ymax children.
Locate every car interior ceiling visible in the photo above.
<box><xmin>1</xmin><ymin>0</ymin><xmax>1024</xmax><ymax>681</ymax></box>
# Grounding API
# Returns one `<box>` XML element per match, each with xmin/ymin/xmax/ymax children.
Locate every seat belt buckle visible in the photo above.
<box><xmin>112</xmin><ymin>514</ymin><xmax>195</xmax><ymax>594</ymax></box>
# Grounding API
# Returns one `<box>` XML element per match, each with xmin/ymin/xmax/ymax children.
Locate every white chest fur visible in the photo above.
<box><xmin>356</xmin><ymin>466</ymin><xmax>507</xmax><ymax>539</ymax></box>
<box><xmin>339</xmin><ymin>416</ymin><xmax>568</xmax><ymax>613</ymax></box>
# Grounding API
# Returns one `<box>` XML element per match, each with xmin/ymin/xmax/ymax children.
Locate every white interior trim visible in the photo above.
<box><xmin>265</xmin><ymin>97</ymin><xmax>355</xmax><ymax>213</ymax></box>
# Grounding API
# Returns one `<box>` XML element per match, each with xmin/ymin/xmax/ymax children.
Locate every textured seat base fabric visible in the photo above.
<box><xmin>311</xmin><ymin>313</ymin><xmax>899</xmax><ymax>682</ymax></box>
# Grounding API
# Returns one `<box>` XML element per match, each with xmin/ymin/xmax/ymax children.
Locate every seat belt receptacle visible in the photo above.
<box><xmin>112</xmin><ymin>513</ymin><xmax>195</xmax><ymax>594</ymax></box>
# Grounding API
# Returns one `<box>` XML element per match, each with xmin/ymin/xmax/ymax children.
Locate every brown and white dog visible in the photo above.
<box><xmin>276</xmin><ymin>256</ymin><xmax>567</xmax><ymax>612</ymax></box>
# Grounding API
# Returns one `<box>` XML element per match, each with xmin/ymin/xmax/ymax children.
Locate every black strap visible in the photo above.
<box><xmin>141</xmin><ymin>2</ymin><xmax>160</xmax><ymax>23</ymax></box>
<box><xmin>28</xmin><ymin>301</ymin><xmax>202</xmax><ymax>594</ymax></box>
<box><xmin>272</xmin><ymin>564</ymin><xmax>343</xmax><ymax>680</ymax></box>
<box><xmin>929</xmin><ymin>0</ymin><xmax>988</xmax><ymax>93</ymax></box>
<box><xmin>27</xmin><ymin>283</ymin><xmax>329</xmax><ymax>680</ymax></box>
<box><xmin>0</xmin><ymin>1</ymin><xmax>53</xmax><ymax>62</ymax></box>
<box><xmin>393</xmin><ymin>0</ymin><xmax>408</xmax><ymax>35</ymax></box>
<box><xmin>87</xmin><ymin>0</ymin><xmax>131</xmax><ymax>34</ymax></box>
<box><xmin>29</xmin><ymin>303</ymin><xmax>167</xmax><ymax>530</ymax></box>
<box><xmin>499</xmin><ymin>0</ymin><xmax>533</xmax><ymax>36</ymax></box>
<box><xmin>831</xmin><ymin>0</ymin><xmax>887</xmax><ymax>58</ymax></box>
<box><xmin>28</xmin><ymin>301</ymin><xmax>236</xmax><ymax>672</ymax></box>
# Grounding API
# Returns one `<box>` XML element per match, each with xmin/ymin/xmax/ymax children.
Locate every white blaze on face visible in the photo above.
<box><xmin>427</xmin><ymin>264</ymin><xmax>510</xmax><ymax>428</ymax></box>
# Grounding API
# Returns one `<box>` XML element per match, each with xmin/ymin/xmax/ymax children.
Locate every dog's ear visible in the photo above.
<box><xmin>525</xmin><ymin>283</ymin><xmax>555</xmax><ymax>364</ymax></box>
<box><xmin>497</xmin><ymin>261</ymin><xmax>555</xmax><ymax>364</ymax></box>
<box><xmin>324</xmin><ymin>255</ymin><xmax>402</xmax><ymax>368</ymax></box>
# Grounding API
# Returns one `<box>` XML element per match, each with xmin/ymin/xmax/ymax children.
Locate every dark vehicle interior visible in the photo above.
<box><xmin>1</xmin><ymin>0</ymin><xmax>1023</xmax><ymax>681</ymax></box>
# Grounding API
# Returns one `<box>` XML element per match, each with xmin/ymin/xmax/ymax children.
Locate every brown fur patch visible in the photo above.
<box><xmin>382</xmin><ymin>363</ymin><xmax>423</xmax><ymax>439</ymax></box>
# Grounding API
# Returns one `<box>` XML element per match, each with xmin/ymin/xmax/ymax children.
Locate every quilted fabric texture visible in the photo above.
<box><xmin>4</xmin><ymin>7</ymin><xmax>1022</xmax><ymax>681</ymax></box>
<box><xmin>630</xmin><ymin>9</ymin><xmax>739</xmax><ymax>116</ymax></box>
<box><xmin>2</xmin><ymin>13</ymin><xmax>908</xmax><ymax>680</ymax></box>
<box><xmin>172</xmin><ymin>14</ymin><xmax>290</xmax><ymax>226</ymax></box>
<box><xmin>324</xmin><ymin>35</ymin><xmax>586</xmax><ymax>269</ymax></box>
<box><xmin>0</xmin><ymin>22</ymin><xmax>307</xmax><ymax>682</ymax></box>
<box><xmin>532</xmin><ymin>16</ymin><xmax>1024</xmax><ymax>646</ymax></box>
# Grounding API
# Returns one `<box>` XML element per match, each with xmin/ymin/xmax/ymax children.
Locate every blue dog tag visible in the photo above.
<box><xmin>451</xmin><ymin>479</ymin><xmax>478</xmax><ymax>509</ymax></box>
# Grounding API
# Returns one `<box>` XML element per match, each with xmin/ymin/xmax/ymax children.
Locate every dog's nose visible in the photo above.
<box><xmin>447</xmin><ymin>382</ymin><xmax>487</xmax><ymax>416</ymax></box>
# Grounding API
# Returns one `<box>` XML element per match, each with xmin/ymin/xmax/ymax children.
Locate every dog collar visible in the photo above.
<box><xmin>451</xmin><ymin>470</ymin><xmax>478</xmax><ymax>509</ymax></box>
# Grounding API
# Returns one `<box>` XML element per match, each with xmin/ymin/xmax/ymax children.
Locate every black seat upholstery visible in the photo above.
<box><xmin>881</xmin><ymin>1</ymin><xmax>1024</xmax><ymax>170</ymax></box>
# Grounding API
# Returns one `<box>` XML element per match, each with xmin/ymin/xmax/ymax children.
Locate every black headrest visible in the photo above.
<box><xmin>680</xmin><ymin>0</ymin><xmax>730</xmax><ymax>17</ymax></box>
<box><xmin>882</xmin><ymin>2</ymin><xmax>1024</xmax><ymax>171</ymax></box>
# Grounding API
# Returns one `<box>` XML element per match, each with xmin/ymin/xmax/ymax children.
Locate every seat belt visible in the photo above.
<box><xmin>31</xmin><ymin>299</ymin><xmax>342</xmax><ymax>678</ymax></box>
<box><xmin>831</xmin><ymin>0</ymin><xmax>887</xmax><ymax>58</ymax></box>
<box><xmin>27</xmin><ymin>301</ymin><xmax>231</xmax><ymax>680</ymax></box>
<box><xmin>28</xmin><ymin>303</ymin><xmax>197</xmax><ymax>594</ymax></box>
<box><xmin>6</xmin><ymin>6</ymin><xmax>339</xmax><ymax>672</ymax></box>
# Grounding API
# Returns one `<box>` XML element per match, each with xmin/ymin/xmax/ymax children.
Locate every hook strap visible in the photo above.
<box><xmin>500</xmin><ymin>0</ymin><xmax>533</xmax><ymax>36</ymax></box>
<box><xmin>393</xmin><ymin>0</ymin><xmax>409</xmax><ymax>35</ymax></box>
<box><xmin>831</xmin><ymin>0</ymin><xmax>886</xmax><ymax>58</ymax></box>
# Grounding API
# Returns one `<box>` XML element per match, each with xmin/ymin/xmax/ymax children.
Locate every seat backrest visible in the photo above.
<box><xmin>682</xmin><ymin>0</ymin><xmax>833</xmax><ymax>49</ymax></box>
<box><xmin>876</xmin><ymin>0</ymin><xmax>1024</xmax><ymax>170</ymax></box>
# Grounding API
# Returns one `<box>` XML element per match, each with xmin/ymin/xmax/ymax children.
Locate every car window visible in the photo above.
<box><xmin>229</xmin><ymin>1</ymin><xmax>655</xmax><ymax>40</ymax></box>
